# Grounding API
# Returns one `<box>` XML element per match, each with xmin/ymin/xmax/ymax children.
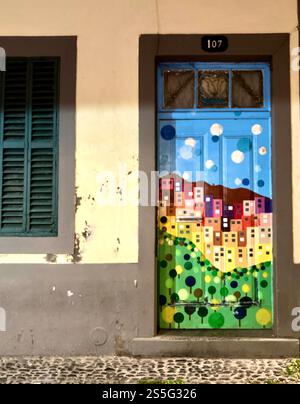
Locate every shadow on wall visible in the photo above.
<box><xmin>0</xmin><ymin>308</ymin><xmax>6</xmax><ymax>332</ymax></box>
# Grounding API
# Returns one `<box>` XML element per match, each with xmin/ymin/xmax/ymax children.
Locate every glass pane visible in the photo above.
<box><xmin>164</xmin><ymin>70</ymin><xmax>194</xmax><ymax>109</ymax></box>
<box><xmin>198</xmin><ymin>70</ymin><xmax>229</xmax><ymax>108</ymax></box>
<box><xmin>232</xmin><ymin>70</ymin><xmax>263</xmax><ymax>108</ymax></box>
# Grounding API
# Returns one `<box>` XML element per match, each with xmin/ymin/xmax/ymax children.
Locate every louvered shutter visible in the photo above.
<box><xmin>28</xmin><ymin>60</ymin><xmax>58</xmax><ymax>234</ymax></box>
<box><xmin>0</xmin><ymin>58</ymin><xmax>59</xmax><ymax>236</ymax></box>
<box><xmin>0</xmin><ymin>60</ymin><xmax>27</xmax><ymax>233</ymax></box>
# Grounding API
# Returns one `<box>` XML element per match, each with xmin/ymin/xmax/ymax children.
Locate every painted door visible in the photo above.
<box><xmin>157</xmin><ymin>63</ymin><xmax>273</xmax><ymax>329</ymax></box>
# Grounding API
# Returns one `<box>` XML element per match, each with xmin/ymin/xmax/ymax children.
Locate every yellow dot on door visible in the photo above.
<box><xmin>242</xmin><ymin>284</ymin><xmax>251</xmax><ymax>294</ymax></box>
<box><xmin>205</xmin><ymin>275</ymin><xmax>211</xmax><ymax>284</ymax></box>
<box><xmin>256</xmin><ymin>309</ymin><xmax>272</xmax><ymax>327</ymax></box>
<box><xmin>175</xmin><ymin>265</ymin><xmax>183</xmax><ymax>275</ymax></box>
<box><xmin>162</xmin><ymin>306</ymin><xmax>175</xmax><ymax>324</ymax></box>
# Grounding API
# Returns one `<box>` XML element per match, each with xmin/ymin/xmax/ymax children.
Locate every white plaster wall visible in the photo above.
<box><xmin>0</xmin><ymin>0</ymin><xmax>298</xmax><ymax>264</ymax></box>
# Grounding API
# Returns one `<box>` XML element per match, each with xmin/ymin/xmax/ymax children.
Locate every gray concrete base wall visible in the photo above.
<box><xmin>0</xmin><ymin>264</ymin><xmax>138</xmax><ymax>356</ymax></box>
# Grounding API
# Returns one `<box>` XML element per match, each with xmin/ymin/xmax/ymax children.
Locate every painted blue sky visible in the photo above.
<box><xmin>159</xmin><ymin>119</ymin><xmax>272</xmax><ymax>199</ymax></box>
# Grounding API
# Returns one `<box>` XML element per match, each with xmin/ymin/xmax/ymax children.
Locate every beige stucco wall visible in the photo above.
<box><xmin>0</xmin><ymin>0</ymin><xmax>298</xmax><ymax>264</ymax></box>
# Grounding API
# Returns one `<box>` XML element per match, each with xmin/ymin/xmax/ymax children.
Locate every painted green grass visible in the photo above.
<box><xmin>158</xmin><ymin>232</ymin><xmax>273</xmax><ymax>330</ymax></box>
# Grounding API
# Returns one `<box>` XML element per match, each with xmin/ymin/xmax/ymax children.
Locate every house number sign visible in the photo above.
<box><xmin>201</xmin><ymin>36</ymin><xmax>228</xmax><ymax>52</ymax></box>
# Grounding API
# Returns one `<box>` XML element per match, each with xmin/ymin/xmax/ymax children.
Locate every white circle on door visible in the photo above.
<box><xmin>252</xmin><ymin>124</ymin><xmax>263</xmax><ymax>135</ymax></box>
<box><xmin>210</xmin><ymin>123</ymin><xmax>223</xmax><ymax>136</ymax></box>
<box><xmin>231</xmin><ymin>150</ymin><xmax>245</xmax><ymax>164</ymax></box>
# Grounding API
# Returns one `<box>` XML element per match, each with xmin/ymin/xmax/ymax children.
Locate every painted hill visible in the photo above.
<box><xmin>198</xmin><ymin>182</ymin><xmax>271</xmax><ymax>206</ymax></box>
<box><xmin>160</xmin><ymin>173</ymin><xmax>272</xmax><ymax>209</ymax></box>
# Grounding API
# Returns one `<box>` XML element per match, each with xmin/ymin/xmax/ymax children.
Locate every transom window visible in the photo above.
<box><xmin>160</xmin><ymin>63</ymin><xmax>268</xmax><ymax>111</ymax></box>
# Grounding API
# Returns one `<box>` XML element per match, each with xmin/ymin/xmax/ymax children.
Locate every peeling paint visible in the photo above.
<box><xmin>88</xmin><ymin>194</ymin><xmax>96</xmax><ymax>203</ymax></box>
<box><xmin>82</xmin><ymin>221</ymin><xmax>92</xmax><ymax>241</ymax></box>
<box><xmin>45</xmin><ymin>253</ymin><xmax>57</xmax><ymax>264</ymax></box>
<box><xmin>116</xmin><ymin>186</ymin><xmax>123</xmax><ymax>201</ymax></box>
<box><xmin>114</xmin><ymin>237</ymin><xmax>121</xmax><ymax>255</ymax></box>
<box><xmin>75</xmin><ymin>187</ymin><xmax>82</xmax><ymax>213</ymax></box>
<box><xmin>70</xmin><ymin>233</ymin><xmax>82</xmax><ymax>263</ymax></box>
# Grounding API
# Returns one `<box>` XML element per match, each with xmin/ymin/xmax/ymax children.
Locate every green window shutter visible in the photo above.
<box><xmin>27</xmin><ymin>60</ymin><xmax>59</xmax><ymax>235</ymax></box>
<box><xmin>0</xmin><ymin>61</ymin><xmax>27</xmax><ymax>233</ymax></box>
<box><xmin>0</xmin><ymin>58</ymin><xmax>59</xmax><ymax>236</ymax></box>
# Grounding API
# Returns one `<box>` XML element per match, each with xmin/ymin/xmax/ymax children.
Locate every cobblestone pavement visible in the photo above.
<box><xmin>0</xmin><ymin>356</ymin><xmax>299</xmax><ymax>384</ymax></box>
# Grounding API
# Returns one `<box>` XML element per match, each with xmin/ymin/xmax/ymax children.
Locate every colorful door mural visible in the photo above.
<box><xmin>157</xmin><ymin>63</ymin><xmax>273</xmax><ymax>329</ymax></box>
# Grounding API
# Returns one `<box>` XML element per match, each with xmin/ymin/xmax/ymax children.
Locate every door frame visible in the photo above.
<box><xmin>138</xmin><ymin>33</ymin><xmax>293</xmax><ymax>338</ymax></box>
<box><xmin>156</xmin><ymin>61</ymin><xmax>273</xmax><ymax>330</ymax></box>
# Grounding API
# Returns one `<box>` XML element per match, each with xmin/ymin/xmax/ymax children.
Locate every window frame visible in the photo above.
<box><xmin>0</xmin><ymin>57</ymin><xmax>60</xmax><ymax>237</ymax></box>
<box><xmin>0</xmin><ymin>37</ymin><xmax>76</xmax><ymax>254</ymax></box>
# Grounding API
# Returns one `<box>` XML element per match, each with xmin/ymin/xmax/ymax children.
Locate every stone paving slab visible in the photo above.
<box><xmin>0</xmin><ymin>357</ymin><xmax>299</xmax><ymax>384</ymax></box>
